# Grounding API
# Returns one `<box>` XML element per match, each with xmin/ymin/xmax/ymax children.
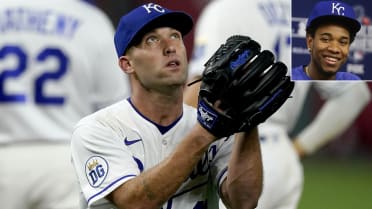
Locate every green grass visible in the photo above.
<box><xmin>298</xmin><ymin>158</ymin><xmax>372</xmax><ymax>209</ymax></box>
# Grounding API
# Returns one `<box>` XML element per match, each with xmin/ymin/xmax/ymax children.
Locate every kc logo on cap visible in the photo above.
<box><xmin>114</xmin><ymin>2</ymin><xmax>193</xmax><ymax>57</ymax></box>
<box><xmin>305</xmin><ymin>1</ymin><xmax>361</xmax><ymax>34</ymax></box>
<box><xmin>142</xmin><ymin>3</ymin><xmax>166</xmax><ymax>14</ymax></box>
<box><xmin>331</xmin><ymin>2</ymin><xmax>345</xmax><ymax>15</ymax></box>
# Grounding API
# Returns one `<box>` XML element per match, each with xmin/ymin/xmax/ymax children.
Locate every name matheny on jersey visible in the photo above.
<box><xmin>0</xmin><ymin>7</ymin><xmax>80</xmax><ymax>38</ymax></box>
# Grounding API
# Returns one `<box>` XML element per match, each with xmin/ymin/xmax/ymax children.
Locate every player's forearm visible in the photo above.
<box><xmin>221</xmin><ymin>128</ymin><xmax>263</xmax><ymax>209</ymax></box>
<box><xmin>295</xmin><ymin>82</ymin><xmax>371</xmax><ymax>155</ymax></box>
<box><xmin>108</xmin><ymin>124</ymin><xmax>216</xmax><ymax>209</ymax></box>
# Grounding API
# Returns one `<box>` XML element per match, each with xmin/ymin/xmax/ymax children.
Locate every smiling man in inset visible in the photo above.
<box><xmin>292</xmin><ymin>1</ymin><xmax>362</xmax><ymax>80</ymax></box>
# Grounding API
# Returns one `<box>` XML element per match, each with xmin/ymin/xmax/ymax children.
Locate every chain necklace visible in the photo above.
<box><xmin>305</xmin><ymin>66</ymin><xmax>311</xmax><ymax>78</ymax></box>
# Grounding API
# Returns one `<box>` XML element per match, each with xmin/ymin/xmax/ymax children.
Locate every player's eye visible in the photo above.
<box><xmin>146</xmin><ymin>35</ymin><xmax>159</xmax><ymax>45</ymax></box>
<box><xmin>339</xmin><ymin>39</ymin><xmax>349</xmax><ymax>46</ymax></box>
<box><xmin>170</xmin><ymin>32</ymin><xmax>181</xmax><ymax>40</ymax></box>
<box><xmin>320</xmin><ymin>37</ymin><xmax>330</xmax><ymax>43</ymax></box>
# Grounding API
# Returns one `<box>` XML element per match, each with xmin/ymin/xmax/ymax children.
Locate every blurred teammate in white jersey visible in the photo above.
<box><xmin>0</xmin><ymin>1</ymin><xmax>129</xmax><ymax>209</ymax></box>
<box><xmin>183</xmin><ymin>0</ymin><xmax>371</xmax><ymax>208</ymax></box>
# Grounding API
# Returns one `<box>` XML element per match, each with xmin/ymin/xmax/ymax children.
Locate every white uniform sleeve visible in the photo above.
<box><xmin>71</xmin><ymin>119</ymin><xmax>140</xmax><ymax>207</ymax></box>
<box><xmin>208</xmin><ymin>136</ymin><xmax>234</xmax><ymax>196</ymax></box>
<box><xmin>296</xmin><ymin>82</ymin><xmax>371</xmax><ymax>154</ymax></box>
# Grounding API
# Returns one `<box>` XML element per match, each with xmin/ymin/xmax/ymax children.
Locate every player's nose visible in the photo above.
<box><xmin>163</xmin><ymin>39</ymin><xmax>177</xmax><ymax>56</ymax></box>
<box><xmin>327</xmin><ymin>41</ymin><xmax>341</xmax><ymax>53</ymax></box>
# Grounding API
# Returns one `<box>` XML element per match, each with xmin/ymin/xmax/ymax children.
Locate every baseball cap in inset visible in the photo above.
<box><xmin>306</xmin><ymin>1</ymin><xmax>361</xmax><ymax>34</ymax></box>
<box><xmin>114</xmin><ymin>3</ymin><xmax>193</xmax><ymax>57</ymax></box>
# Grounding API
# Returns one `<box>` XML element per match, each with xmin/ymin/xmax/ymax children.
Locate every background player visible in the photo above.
<box><xmin>0</xmin><ymin>1</ymin><xmax>129</xmax><ymax>208</ymax></box>
<box><xmin>183</xmin><ymin>0</ymin><xmax>371</xmax><ymax>208</ymax></box>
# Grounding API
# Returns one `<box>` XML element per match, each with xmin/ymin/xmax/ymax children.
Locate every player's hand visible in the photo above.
<box><xmin>293</xmin><ymin>138</ymin><xmax>307</xmax><ymax>158</ymax></box>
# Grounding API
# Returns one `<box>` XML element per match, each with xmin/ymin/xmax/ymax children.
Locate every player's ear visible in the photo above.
<box><xmin>306</xmin><ymin>34</ymin><xmax>313</xmax><ymax>52</ymax></box>
<box><xmin>118</xmin><ymin>56</ymin><xmax>134</xmax><ymax>74</ymax></box>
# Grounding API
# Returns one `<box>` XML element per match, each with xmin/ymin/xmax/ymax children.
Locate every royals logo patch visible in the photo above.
<box><xmin>85</xmin><ymin>156</ymin><xmax>109</xmax><ymax>188</ymax></box>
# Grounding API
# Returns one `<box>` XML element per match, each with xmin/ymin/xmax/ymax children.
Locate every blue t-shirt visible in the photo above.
<box><xmin>291</xmin><ymin>65</ymin><xmax>361</xmax><ymax>80</ymax></box>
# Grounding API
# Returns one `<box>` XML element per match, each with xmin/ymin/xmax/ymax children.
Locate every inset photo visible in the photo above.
<box><xmin>291</xmin><ymin>0</ymin><xmax>372</xmax><ymax>81</ymax></box>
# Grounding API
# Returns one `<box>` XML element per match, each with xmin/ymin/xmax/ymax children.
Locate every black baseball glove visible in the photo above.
<box><xmin>195</xmin><ymin>35</ymin><xmax>295</xmax><ymax>138</ymax></box>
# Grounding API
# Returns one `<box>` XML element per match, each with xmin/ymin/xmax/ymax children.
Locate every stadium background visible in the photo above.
<box><xmin>88</xmin><ymin>1</ymin><xmax>372</xmax><ymax>208</ymax></box>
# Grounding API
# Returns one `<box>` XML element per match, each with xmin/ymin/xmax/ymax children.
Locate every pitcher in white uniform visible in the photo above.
<box><xmin>71</xmin><ymin>3</ymin><xmax>264</xmax><ymax>209</ymax></box>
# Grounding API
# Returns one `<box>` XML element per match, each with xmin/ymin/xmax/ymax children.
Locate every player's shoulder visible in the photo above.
<box><xmin>291</xmin><ymin>65</ymin><xmax>310</xmax><ymax>80</ymax></box>
<box><xmin>74</xmin><ymin>99</ymin><xmax>128</xmax><ymax>129</ymax></box>
<box><xmin>71</xmin><ymin>100</ymin><xmax>130</xmax><ymax>145</ymax></box>
<box><xmin>336</xmin><ymin>72</ymin><xmax>362</xmax><ymax>80</ymax></box>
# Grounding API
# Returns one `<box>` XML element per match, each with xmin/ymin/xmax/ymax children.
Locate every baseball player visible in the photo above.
<box><xmin>0</xmin><ymin>1</ymin><xmax>129</xmax><ymax>209</ymax></box>
<box><xmin>69</xmin><ymin>2</ymin><xmax>290</xmax><ymax>209</ymax></box>
<box><xmin>291</xmin><ymin>1</ymin><xmax>362</xmax><ymax>80</ymax></box>
<box><xmin>183</xmin><ymin>0</ymin><xmax>371</xmax><ymax>209</ymax></box>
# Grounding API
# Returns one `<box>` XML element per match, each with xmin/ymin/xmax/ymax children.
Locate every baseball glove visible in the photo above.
<box><xmin>195</xmin><ymin>35</ymin><xmax>294</xmax><ymax>138</ymax></box>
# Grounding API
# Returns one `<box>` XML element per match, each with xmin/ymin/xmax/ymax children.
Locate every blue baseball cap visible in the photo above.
<box><xmin>306</xmin><ymin>1</ymin><xmax>361</xmax><ymax>34</ymax></box>
<box><xmin>114</xmin><ymin>3</ymin><xmax>193</xmax><ymax>57</ymax></box>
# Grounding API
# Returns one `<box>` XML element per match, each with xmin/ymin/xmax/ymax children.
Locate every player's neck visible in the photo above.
<box><xmin>130</xmin><ymin>92</ymin><xmax>183</xmax><ymax>126</ymax></box>
<box><xmin>306</xmin><ymin>64</ymin><xmax>336</xmax><ymax>80</ymax></box>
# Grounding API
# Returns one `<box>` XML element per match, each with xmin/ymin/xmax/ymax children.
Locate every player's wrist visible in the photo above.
<box><xmin>194</xmin><ymin>122</ymin><xmax>219</xmax><ymax>142</ymax></box>
<box><xmin>196</xmin><ymin>98</ymin><xmax>237</xmax><ymax>138</ymax></box>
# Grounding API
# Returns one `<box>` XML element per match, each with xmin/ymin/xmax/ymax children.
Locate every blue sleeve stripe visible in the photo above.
<box><xmin>171</xmin><ymin>180</ymin><xmax>209</xmax><ymax>199</ymax></box>
<box><xmin>87</xmin><ymin>174</ymin><xmax>137</xmax><ymax>204</ymax></box>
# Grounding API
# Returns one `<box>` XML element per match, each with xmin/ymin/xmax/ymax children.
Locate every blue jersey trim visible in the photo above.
<box><xmin>127</xmin><ymin>98</ymin><xmax>183</xmax><ymax>134</ymax></box>
<box><xmin>87</xmin><ymin>174</ymin><xmax>136</xmax><ymax>204</ymax></box>
<box><xmin>171</xmin><ymin>180</ymin><xmax>209</xmax><ymax>199</ymax></box>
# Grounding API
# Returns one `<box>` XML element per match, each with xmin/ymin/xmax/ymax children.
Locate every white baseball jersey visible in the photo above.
<box><xmin>0</xmin><ymin>0</ymin><xmax>130</xmax><ymax>144</ymax></box>
<box><xmin>71</xmin><ymin>99</ymin><xmax>233</xmax><ymax>209</ymax></box>
<box><xmin>189</xmin><ymin>0</ymin><xmax>370</xmax><ymax>209</ymax></box>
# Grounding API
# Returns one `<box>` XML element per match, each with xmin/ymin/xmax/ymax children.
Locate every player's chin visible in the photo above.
<box><xmin>169</xmin><ymin>77</ymin><xmax>187</xmax><ymax>86</ymax></box>
<box><xmin>321</xmin><ymin>63</ymin><xmax>341</xmax><ymax>75</ymax></box>
<box><xmin>168</xmin><ymin>70</ymin><xmax>188</xmax><ymax>83</ymax></box>
<box><xmin>165</xmin><ymin>76</ymin><xmax>187</xmax><ymax>88</ymax></box>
